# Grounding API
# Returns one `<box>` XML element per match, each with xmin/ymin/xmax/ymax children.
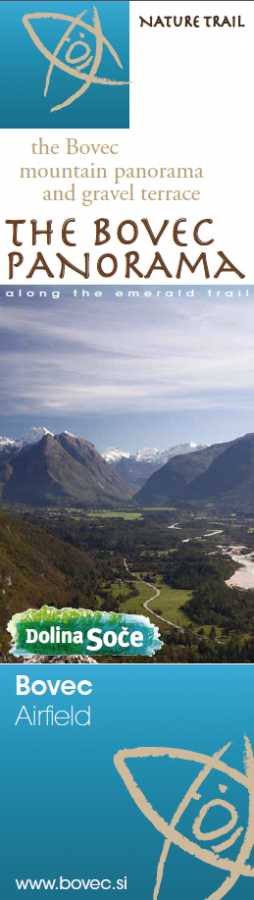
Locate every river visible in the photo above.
<box><xmin>167</xmin><ymin>520</ymin><xmax>254</xmax><ymax>590</ymax></box>
<box><xmin>224</xmin><ymin>547</ymin><xmax>254</xmax><ymax>589</ymax></box>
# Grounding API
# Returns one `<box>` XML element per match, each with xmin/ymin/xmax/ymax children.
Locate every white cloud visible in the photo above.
<box><xmin>1</xmin><ymin>294</ymin><xmax>254</xmax><ymax>415</ymax></box>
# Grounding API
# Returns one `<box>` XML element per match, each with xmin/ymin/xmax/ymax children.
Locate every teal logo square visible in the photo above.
<box><xmin>0</xmin><ymin>1</ymin><xmax>129</xmax><ymax>127</ymax></box>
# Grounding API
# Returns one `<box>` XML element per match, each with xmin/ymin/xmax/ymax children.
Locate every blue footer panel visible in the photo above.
<box><xmin>1</xmin><ymin>664</ymin><xmax>254</xmax><ymax>899</ymax></box>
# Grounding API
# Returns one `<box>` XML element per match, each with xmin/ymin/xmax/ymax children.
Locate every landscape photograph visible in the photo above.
<box><xmin>1</xmin><ymin>284</ymin><xmax>254</xmax><ymax>663</ymax></box>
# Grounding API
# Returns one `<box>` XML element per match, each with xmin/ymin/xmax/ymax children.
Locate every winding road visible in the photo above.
<box><xmin>123</xmin><ymin>558</ymin><xmax>184</xmax><ymax>632</ymax></box>
<box><xmin>123</xmin><ymin>558</ymin><xmax>218</xmax><ymax>643</ymax></box>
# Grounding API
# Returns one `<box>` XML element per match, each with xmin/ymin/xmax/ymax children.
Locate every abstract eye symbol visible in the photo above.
<box><xmin>22</xmin><ymin>7</ymin><xmax>129</xmax><ymax>112</ymax></box>
<box><xmin>114</xmin><ymin>735</ymin><xmax>254</xmax><ymax>900</ymax></box>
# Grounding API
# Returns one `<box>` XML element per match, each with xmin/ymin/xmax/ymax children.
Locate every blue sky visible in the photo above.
<box><xmin>0</xmin><ymin>285</ymin><xmax>254</xmax><ymax>452</ymax></box>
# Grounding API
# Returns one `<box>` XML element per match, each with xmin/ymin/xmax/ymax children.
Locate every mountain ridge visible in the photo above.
<box><xmin>0</xmin><ymin>431</ymin><xmax>134</xmax><ymax>508</ymax></box>
<box><xmin>136</xmin><ymin>432</ymin><xmax>254</xmax><ymax>512</ymax></box>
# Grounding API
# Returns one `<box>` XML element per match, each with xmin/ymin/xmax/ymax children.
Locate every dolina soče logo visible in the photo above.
<box><xmin>0</xmin><ymin>1</ymin><xmax>129</xmax><ymax>127</ymax></box>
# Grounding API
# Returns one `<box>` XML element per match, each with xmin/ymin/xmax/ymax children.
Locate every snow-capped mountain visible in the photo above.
<box><xmin>135</xmin><ymin>447</ymin><xmax>160</xmax><ymax>462</ymax></box>
<box><xmin>0</xmin><ymin>436</ymin><xmax>15</xmax><ymax>451</ymax></box>
<box><xmin>0</xmin><ymin>427</ymin><xmax>53</xmax><ymax>455</ymax></box>
<box><xmin>103</xmin><ymin>442</ymin><xmax>206</xmax><ymax>466</ymax></box>
<box><xmin>0</xmin><ymin>427</ymin><xmax>207</xmax><ymax>500</ymax></box>
<box><xmin>103</xmin><ymin>446</ymin><xmax>161</xmax><ymax>465</ymax></box>
<box><xmin>0</xmin><ymin>431</ymin><xmax>133</xmax><ymax>507</ymax></box>
<box><xmin>14</xmin><ymin>426</ymin><xmax>53</xmax><ymax>452</ymax></box>
<box><xmin>103</xmin><ymin>447</ymin><xmax>131</xmax><ymax>463</ymax></box>
<box><xmin>135</xmin><ymin>444</ymin><xmax>205</xmax><ymax>463</ymax></box>
<box><xmin>102</xmin><ymin>442</ymin><xmax>207</xmax><ymax>489</ymax></box>
<box><xmin>0</xmin><ymin>430</ymin><xmax>205</xmax><ymax>468</ymax></box>
<box><xmin>156</xmin><ymin>442</ymin><xmax>206</xmax><ymax>465</ymax></box>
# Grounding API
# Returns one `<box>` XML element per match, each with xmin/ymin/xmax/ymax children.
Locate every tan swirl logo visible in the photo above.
<box><xmin>23</xmin><ymin>7</ymin><xmax>129</xmax><ymax>112</ymax></box>
<box><xmin>114</xmin><ymin>735</ymin><xmax>254</xmax><ymax>900</ymax></box>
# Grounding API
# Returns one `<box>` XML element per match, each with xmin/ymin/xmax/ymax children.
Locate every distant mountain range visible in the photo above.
<box><xmin>103</xmin><ymin>442</ymin><xmax>206</xmax><ymax>488</ymax></box>
<box><xmin>0</xmin><ymin>431</ymin><xmax>207</xmax><ymax>502</ymax></box>
<box><xmin>136</xmin><ymin>432</ymin><xmax>254</xmax><ymax>513</ymax></box>
<box><xmin>2</xmin><ymin>427</ymin><xmax>254</xmax><ymax>513</ymax></box>
<box><xmin>0</xmin><ymin>428</ymin><xmax>133</xmax><ymax>507</ymax></box>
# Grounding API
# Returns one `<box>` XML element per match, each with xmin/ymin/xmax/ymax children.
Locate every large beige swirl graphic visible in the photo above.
<box><xmin>114</xmin><ymin>736</ymin><xmax>254</xmax><ymax>900</ymax></box>
<box><xmin>23</xmin><ymin>7</ymin><xmax>130</xmax><ymax>112</ymax></box>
